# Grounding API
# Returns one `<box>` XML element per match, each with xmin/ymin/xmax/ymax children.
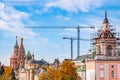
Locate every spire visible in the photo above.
<box><xmin>20</xmin><ymin>37</ymin><xmax>24</xmax><ymax>49</ymax></box>
<box><xmin>103</xmin><ymin>9</ymin><xmax>109</xmax><ymax>24</ymax></box>
<box><xmin>15</xmin><ymin>36</ymin><xmax>18</xmax><ymax>46</ymax></box>
<box><xmin>14</xmin><ymin>36</ymin><xmax>19</xmax><ymax>55</ymax></box>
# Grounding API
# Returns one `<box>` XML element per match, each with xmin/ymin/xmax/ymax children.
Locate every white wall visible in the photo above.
<box><xmin>86</xmin><ymin>70</ymin><xmax>95</xmax><ymax>80</ymax></box>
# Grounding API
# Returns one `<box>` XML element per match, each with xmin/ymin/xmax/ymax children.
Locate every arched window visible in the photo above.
<box><xmin>111</xmin><ymin>71</ymin><xmax>115</xmax><ymax>78</ymax></box>
<box><xmin>106</xmin><ymin>45</ymin><xmax>112</xmax><ymax>56</ymax></box>
<box><xmin>98</xmin><ymin>46</ymin><xmax>101</xmax><ymax>55</ymax></box>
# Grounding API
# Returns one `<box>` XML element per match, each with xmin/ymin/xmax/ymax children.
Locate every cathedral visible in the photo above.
<box><xmin>10</xmin><ymin>36</ymin><xmax>25</xmax><ymax>70</ymax></box>
<box><xmin>10</xmin><ymin>37</ymin><xmax>48</xmax><ymax>80</ymax></box>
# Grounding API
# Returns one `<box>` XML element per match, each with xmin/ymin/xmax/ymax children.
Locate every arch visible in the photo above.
<box><xmin>98</xmin><ymin>46</ymin><xmax>101</xmax><ymax>54</ymax></box>
<box><xmin>106</xmin><ymin>45</ymin><xmax>112</xmax><ymax>56</ymax></box>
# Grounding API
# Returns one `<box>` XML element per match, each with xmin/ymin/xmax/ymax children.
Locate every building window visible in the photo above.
<box><xmin>111</xmin><ymin>71</ymin><xmax>115</xmax><ymax>78</ymax></box>
<box><xmin>111</xmin><ymin>65</ymin><xmax>114</xmax><ymax>68</ymax></box>
<box><xmin>100</xmin><ymin>71</ymin><xmax>104</xmax><ymax>78</ymax></box>
<box><xmin>108</xmin><ymin>34</ymin><xmax>112</xmax><ymax>38</ymax></box>
<box><xmin>100</xmin><ymin>65</ymin><xmax>104</xmax><ymax>68</ymax></box>
<box><xmin>106</xmin><ymin>45</ymin><xmax>112</xmax><ymax>56</ymax></box>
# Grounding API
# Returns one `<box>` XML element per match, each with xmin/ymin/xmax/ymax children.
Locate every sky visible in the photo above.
<box><xmin>0</xmin><ymin>0</ymin><xmax>120</xmax><ymax>65</ymax></box>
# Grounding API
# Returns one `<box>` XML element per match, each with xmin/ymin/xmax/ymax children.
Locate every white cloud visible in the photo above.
<box><xmin>56</xmin><ymin>15</ymin><xmax>71</xmax><ymax>21</ymax></box>
<box><xmin>46</xmin><ymin>0</ymin><xmax>104</xmax><ymax>12</ymax></box>
<box><xmin>0</xmin><ymin>55</ymin><xmax>10</xmax><ymax>66</ymax></box>
<box><xmin>0</xmin><ymin>2</ymin><xmax>48</xmax><ymax>41</ymax></box>
<box><xmin>0</xmin><ymin>2</ymin><xmax>50</xmax><ymax>65</ymax></box>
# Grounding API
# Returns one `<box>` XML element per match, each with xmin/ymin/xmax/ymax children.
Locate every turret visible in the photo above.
<box><xmin>18</xmin><ymin>37</ymin><xmax>25</xmax><ymax>68</ymax></box>
<box><xmin>14</xmin><ymin>36</ymin><xmax>19</xmax><ymax>56</ymax></box>
<box><xmin>19</xmin><ymin>37</ymin><xmax>25</xmax><ymax>60</ymax></box>
<box><xmin>32</xmin><ymin>54</ymin><xmax>34</xmax><ymax>60</ymax></box>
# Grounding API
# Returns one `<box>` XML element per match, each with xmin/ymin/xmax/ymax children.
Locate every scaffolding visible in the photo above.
<box><xmin>91</xmin><ymin>25</ymin><xmax>120</xmax><ymax>58</ymax></box>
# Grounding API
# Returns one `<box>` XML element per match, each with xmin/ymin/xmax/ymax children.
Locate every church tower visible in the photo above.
<box><xmin>18</xmin><ymin>37</ymin><xmax>25</xmax><ymax>60</ymax></box>
<box><xmin>93</xmin><ymin>10</ymin><xmax>119</xmax><ymax>57</ymax></box>
<box><xmin>85</xmin><ymin>10</ymin><xmax>120</xmax><ymax>80</ymax></box>
<box><xmin>10</xmin><ymin>36</ymin><xmax>19</xmax><ymax>70</ymax></box>
<box><xmin>14</xmin><ymin>36</ymin><xmax>19</xmax><ymax>56</ymax></box>
<box><xmin>18</xmin><ymin>37</ymin><xmax>25</xmax><ymax>68</ymax></box>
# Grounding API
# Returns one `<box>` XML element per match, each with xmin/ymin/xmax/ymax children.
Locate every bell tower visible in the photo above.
<box><xmin>93</xmin><ymin>10</ymin><xmax>119</xmax><ymax>59</ymax></box>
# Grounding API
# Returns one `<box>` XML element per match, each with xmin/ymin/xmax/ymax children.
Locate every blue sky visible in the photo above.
<box><xmin>0</xmin><ymin>0</ymin><xmax>120</xmax><ymax>65</ymax></box>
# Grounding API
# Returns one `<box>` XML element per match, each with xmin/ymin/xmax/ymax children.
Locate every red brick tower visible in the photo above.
<box><xmin>18</xmin><ymin>37</ymin><xmax>25</xmax><ymax>68</ymax></box>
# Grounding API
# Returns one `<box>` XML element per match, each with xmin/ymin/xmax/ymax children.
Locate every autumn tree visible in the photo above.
<box><xmin>38</xmin><ymin>60</ymin><xmax>81</xmax><ymax>80</ymax></box>
<box><xmin>38</xmin><ymin>71</ymin><xmax>48</xmax><ymax>80</ymax></box>
<box><xmin>47</xmin><ymin>67</ymin><xmax>57</xmax><ymax>80</ymax></box>
<box><xmin>55</xmin><ymin>60</ymin><xmax>78</xmax><ymax>80</ymax></box>
<box><xmin>2</xmin><ymin>66</ymin><xmax>12</xmax><ymax>80</ymax></box>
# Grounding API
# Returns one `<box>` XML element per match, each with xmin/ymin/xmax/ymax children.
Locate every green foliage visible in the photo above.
<box><xmin>81</xmin><ymin>58</ymin><xmax>85</xmax><ymax>63</ymax></box>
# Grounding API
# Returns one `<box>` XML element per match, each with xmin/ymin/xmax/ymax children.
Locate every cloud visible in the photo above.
<box><xmin>46</xmin><ymin>0</ymin><xmax>104</xmax><ymax>12</ymax></box>
<box><xmin>0</xmin><ymin>2</ymin><xmax>51</xmax><ymax>65</ymax></box>
<box><xmin>56</xmin><ymin>15</ymin><xmax>71</xmax><ymax>21</ymax></box>
<box><xmin>0</xmin><ymin>2</ymin><xmax>48</xmax><ymax>40</ymax></box>
<box><xmin>0</xmin><ymin>55</ymin><xmax>10</xmax><ymax>66</ymax></box>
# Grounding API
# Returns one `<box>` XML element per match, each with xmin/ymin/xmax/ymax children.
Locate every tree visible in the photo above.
<box><xmin>47</xmin><ymin>67</ymin><xmax>57</xmax><ymax>80</ymax></box>
<box><xmin>0</xmin><ymin>65</ymin><xmax>4</xmax><ymax>80</ymax></box>
<box><xmin>0</xmin><ymin>65</ymin><xmax>4</xmax><ymax>75</ymax></box>
<box><xmin>38</xmin><ymin>60</ymin><xmax>81</xmax><ymax>80</ymax></box>
<box><xmin>38</xmin><ymin>72</ymin><xmax>47</xmax><ymax>80</ymax></box>
<box><xmin>11</xmin><ymin>69</ymin><xmax>16</xmax><ymax>80</ymax></box>
<box><xmin>4</xmin><ymin>66</ymin><xmax>12</xmax><ymax>80</ymax></box>
<box><xmin>55</xmin><ymin>60</ymin><xmax>78</xmax><ymax>80</ymax></box>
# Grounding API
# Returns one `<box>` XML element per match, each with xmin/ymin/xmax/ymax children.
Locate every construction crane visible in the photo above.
<box><xmin>63</xmin><ymin>37</ymin><xmax>75</xmax><ymax>60</ymax></box>
<box><xmin>63</xmin><ymin>37</ymin><xmax>91</xmax><ymax>60</ymax></box>
<box><xmin>25</xmin><ymin>26</ymin><xmax>94</xmax><ymax>58</ymax></box>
